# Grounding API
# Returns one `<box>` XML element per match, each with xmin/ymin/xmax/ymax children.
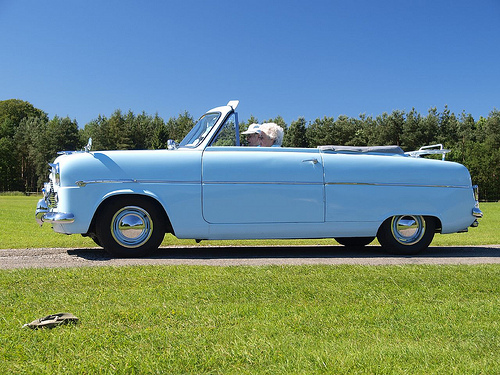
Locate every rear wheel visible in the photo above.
<box><xmin>95</xmin><ymin>197</ymin><xmax>166</xmax><ymax>257</ymax></box>
<box><xmin>377</xmin><ymin>215</ymin><xmax>435</xmax><ymax>255</ymax></box>
<box><xmin>335</xmin><ymin>237</ymin><xmax>374</xmax><ymax>247</ymax></box>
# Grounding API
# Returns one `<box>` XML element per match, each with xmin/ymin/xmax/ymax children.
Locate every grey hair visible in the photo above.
<box><xmin>259</xmin><ymin>122</ymin><xmax>284</xmax><ymax>146</ymax></box>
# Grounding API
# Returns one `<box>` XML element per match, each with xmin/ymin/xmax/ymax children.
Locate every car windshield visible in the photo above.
<box><xmin>179</xmin><ymin>112</ymin><xmax>221</xmax><ymax>148</ymax></box>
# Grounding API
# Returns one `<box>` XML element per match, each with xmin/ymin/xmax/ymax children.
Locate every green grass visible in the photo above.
<box><xmin>0</xmin><ymin>195</ymin><xmax>498</xmax><ymax>249</ymax></box>
<box><xmin>1</xmin><ymin>265</ymin><xmax>499</xmax><ymax>374</ymax></box>
<box><xmin>1</xmin><ymin>197</ymin><xmax>499</xmax><ymax>373</ymax></box>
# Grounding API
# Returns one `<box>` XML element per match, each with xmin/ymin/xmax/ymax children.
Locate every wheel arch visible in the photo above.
<box><xmin>377</xmin><ymin>214</ymin><xmax>442</xmax><ymax>234</ymax></box>
<box><xmin>86</xmin><ymin>192</ymin><xmax>174</xmax><ymax>237</ymax></box>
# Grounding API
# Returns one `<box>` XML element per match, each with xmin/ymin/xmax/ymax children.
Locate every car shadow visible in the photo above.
<box><xmin>67</xmin><ymin>245</ymin><xmax>499</xmax><ymax>261</ymax></box>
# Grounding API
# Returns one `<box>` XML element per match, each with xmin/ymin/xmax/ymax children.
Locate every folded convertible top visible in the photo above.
<box><xmin>318</xmin><ymin>145</ymin><xmax>405</xmax><ymax>154</ymax></box>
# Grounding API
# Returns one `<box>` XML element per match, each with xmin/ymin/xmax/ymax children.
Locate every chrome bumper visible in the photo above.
<box><xmin>472</xmin><ymin>207</ymin><xmax>483</xmax><ymax>218</ymax></box>
<box><xmin>35</xmin><ymin>198</ymin><xmax>74</xmax><ymax>226</ymax></box>
<box><xmin>470</xmin><ymin>208</ymin><xmax>482</xmax><ymax>228</ymax></box>
<box><xmin>469</xmin><ymin>185</ymin><xmax>483</xmax><ymax>228</ymax></box>
<box><xmin>472</xmin><ymin>185</ymin><xmax>483</xmax><ymax>219</ymax></box>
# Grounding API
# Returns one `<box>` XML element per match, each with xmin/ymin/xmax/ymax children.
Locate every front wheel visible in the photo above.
<box><xmin>377</xmin><ymin>215</ymin><xmax>435</xmax><ymax>255</ymax></box>
<box><xmin>95</xmin><ymin>197</ymin><xmax>166</xmax><ymax>257</ymax></box>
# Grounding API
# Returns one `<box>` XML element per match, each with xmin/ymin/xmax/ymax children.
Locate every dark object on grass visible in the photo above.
<box><xmin>23</xmin><ymin>313</ymin><xmax>79</xmax><ymax>329</ymax></box>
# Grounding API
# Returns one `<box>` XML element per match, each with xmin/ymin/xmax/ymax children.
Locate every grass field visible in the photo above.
<box><xmin>1</xmin><ymin>196</ymin><xmax>499</xmax><ymax>374</ymax></box>
<box><xmin>0</xmin><ymin>195</ymin><xmax>499</xmax><ymax>249</ymax></box>
<box><xmin>1</xmin><ymin>265</ymin><xmax>499</xmax><ymax>374</ymax></box>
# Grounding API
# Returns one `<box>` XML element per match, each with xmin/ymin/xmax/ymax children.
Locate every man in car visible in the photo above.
<box><xmin>241</xmin><ymin>123</ymin><xmax>261</xmax><ymax>146</ymax></box>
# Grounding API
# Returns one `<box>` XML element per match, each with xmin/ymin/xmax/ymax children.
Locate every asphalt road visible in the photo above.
<box><xmin>1</xmin><ymin>245</ymin><xmax>500</xmax><ymax>269</ymax></box>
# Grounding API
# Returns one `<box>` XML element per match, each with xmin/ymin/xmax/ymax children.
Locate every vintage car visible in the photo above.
<box><xmin>36</xmin><ymin>100</ymin><xmax>482</xmax><ymax>257</ymax></box>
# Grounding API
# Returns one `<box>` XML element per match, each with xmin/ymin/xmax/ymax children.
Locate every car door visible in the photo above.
<box><xmin>202</xmin><ymin>147</ymin><xmax>324</xmax><ymax>224</ymax></box>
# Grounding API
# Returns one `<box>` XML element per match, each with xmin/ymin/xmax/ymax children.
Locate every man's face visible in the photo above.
<box><xmin>246</xmin><ymin>133</ymin><xmax>260</xmax><ymax>146</ymax></box>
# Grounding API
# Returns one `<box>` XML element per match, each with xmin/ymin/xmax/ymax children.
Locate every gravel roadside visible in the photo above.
<box><xmin>1</xmin><ymin>245</ymin><xmax>500</xmax><ymax>269</ymax></box>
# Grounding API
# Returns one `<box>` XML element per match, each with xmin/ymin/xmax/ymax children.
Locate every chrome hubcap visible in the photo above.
<box><xmin>391</xmin><ymin>215</ymin><xmax>425</xmax><ymax>245</ymax></box>
<box><xmin>111</xmin><ymin>206</ymin><xmax>153</xmax><ymax>248</ymax></box>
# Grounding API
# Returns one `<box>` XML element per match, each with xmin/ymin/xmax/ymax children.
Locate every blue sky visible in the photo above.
<box><xmin>1</xmin><ymin>0</ymin><xmax>499</xmax><ymax>127</ymax></box>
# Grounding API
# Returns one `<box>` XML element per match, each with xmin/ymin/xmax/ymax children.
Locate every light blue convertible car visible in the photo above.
<box><xmin>36</xmin><ymin>101</ymin><xmax>482</xmax><ymax>257</ymax></box>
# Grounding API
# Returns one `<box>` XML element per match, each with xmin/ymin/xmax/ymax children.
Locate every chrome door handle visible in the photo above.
<box><xmin>302</xmin><ymin>158</ymin><xmax>318</xmax><ymax>164</ymax></box>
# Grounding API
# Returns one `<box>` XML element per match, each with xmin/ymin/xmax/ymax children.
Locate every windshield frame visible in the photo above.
<box><xmin>178</xmin><ymin>112</ymin><xmax>221</xmax><ymax>148</ymax></box>
<box><xmin>207</xmin><ymin>111</ymin><xmax>240</xmax><ymax>147</ymax></box>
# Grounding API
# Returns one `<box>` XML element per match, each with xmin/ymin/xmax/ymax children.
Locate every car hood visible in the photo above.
<box><xmin>55</xmin><ymin>149</ymin><xmax>202</xmax><ymax>187</ymax></box>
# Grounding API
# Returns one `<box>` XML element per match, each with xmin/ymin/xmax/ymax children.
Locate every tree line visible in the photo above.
<box><xmin>1</xmin><ymin>99</ymin><xmax>499</xmax><ymax>200</ymax></box>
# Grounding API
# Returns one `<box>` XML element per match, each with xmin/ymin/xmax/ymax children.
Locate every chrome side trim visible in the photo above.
<box><xmin>76</xmin><ymin>179</ymin><xmax>135</xmax><ymax>187</ymax></box>
<box><xmin>75</xmin><ymin>179</ymin><xmax>471</xmax><ymax>189</ymax></box>
<box><xmin>76</xmin><ymin>179</ymin><xmax>322</xmax><ymax>187</ymax></box>
<box><xmin>325</xmin><ymin>182</ymin><xmax>471</xmax><ymax>189</ymax></box>
<box><xmin>76</xmin><ymin>179</ymin><xmax>199</xmax><ymax>187</ymax></box>
<box><xmin>203</xmin><ymin>181</ymin><xmax>323</xmax><ymax>185</ymax></box>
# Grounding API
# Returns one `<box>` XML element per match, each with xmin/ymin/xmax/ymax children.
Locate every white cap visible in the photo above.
<box><xmin>242</xmin><ymin>123</ymin><xmax>261</xmax><ymax>135</ymax></box>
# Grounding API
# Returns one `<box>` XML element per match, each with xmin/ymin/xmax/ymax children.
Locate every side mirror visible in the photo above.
<box><xmin>167</xmin><ymin>139</ymin><xmax>178</xmax><ymax>150</ymax></box>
